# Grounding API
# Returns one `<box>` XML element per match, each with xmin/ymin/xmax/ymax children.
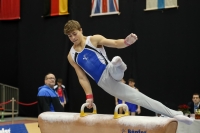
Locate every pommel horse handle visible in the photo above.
<box><xmin>114</xmin><ymin>104</ymin><xmax>129</xmax><ymax>119</ymax></box>
<box><xmin>80</xmin><ymin>103</ymin><xmax>97</xmax><ymax>117</ymax></box>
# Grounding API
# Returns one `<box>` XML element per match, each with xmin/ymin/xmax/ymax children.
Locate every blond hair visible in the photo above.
<box><xmin>64</xmin><ymin>20</ymin><xmax>81</xmax><ymax>35</ymax></box>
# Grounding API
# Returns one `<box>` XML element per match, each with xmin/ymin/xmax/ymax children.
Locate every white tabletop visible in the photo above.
<box><xmin>176</xmin><ymin>118</ymin><xmax>200</xmax><ymax>133</ymax></box>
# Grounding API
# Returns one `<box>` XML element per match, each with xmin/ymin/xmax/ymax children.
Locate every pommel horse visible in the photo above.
<box><xmin>38</xmin><ymin>103</ymin><xmax>178</xmax><ymax>133</ymax></box>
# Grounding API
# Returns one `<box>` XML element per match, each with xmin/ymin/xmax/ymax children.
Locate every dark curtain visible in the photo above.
<box><xmin>0</xmin><ymin>0</ymin><xmax>200</xmax><ymax>117</ymax></box>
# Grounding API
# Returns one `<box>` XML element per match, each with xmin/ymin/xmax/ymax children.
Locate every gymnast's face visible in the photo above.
<box><xmin>45</xmin><ymin>74</ymin><xmax>56</xmax><ymax>88</ymax></box>
<box><xmin>67</xmin><ymin>29</ymin><xmax>83</xmax><ymax>45</ymax></box>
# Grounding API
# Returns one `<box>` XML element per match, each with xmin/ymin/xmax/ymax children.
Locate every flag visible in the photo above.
<box><xmin>145</xmin><ymin>0</ymin><xmax>178</xmax><ymax>11</ymax></box>
<box><xmin>0</xmin><ymin>0</ymin><xmax>20</xmax><ymax>20</ymax></box>
<box><xmin>91</xmin><ymin>0</ymin><xmax>120</xmax><ymax>17</ymax></box>
<box><xmin>43</xmin><ymin>0</ymin><xmax>69</xmax><ymax>17</ymax></box>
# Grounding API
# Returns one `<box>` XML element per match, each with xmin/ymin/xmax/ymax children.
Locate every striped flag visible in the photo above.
<box><xmin>145</xmin><ymin>0</ymin><xmax>178</xmax><ymax>11</ymax></box>
<box><xmin>0</xmin><ymin>0</ymin><xmax>20</xmax><ymax>20</ymax></box>
<box><xmin>43</xmin><ymin>0</ymin><xmax>69</xmax><ymax>17</ymax></box>
<box><xmin>91</xmin><ymin>0</ymin><xmax>120</xmax><ymax>17</ymax></box>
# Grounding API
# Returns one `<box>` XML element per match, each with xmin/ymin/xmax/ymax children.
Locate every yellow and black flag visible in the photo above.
<box><xmin>43</xmin><ymin>0</ymin><xmax>69</xmax><ymax>17</ymax></box>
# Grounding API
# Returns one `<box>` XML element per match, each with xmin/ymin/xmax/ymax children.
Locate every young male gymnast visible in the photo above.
<box><xmin>64</xmin><ymin>20</ymin><xmax>193</xmax><ymax>125</ymax></box>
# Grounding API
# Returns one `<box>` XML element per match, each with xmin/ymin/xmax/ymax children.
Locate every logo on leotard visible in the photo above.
<box><xmin>83</xmin><ymin>55</ymin><xmax>88</xmax><ymax>60</ymax></box>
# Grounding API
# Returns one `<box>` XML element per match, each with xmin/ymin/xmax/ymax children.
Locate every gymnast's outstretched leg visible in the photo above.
<box><xmin>98</xmin><ymin>56</ymin><xmax>193</xmax><ymax>125</ymax></box>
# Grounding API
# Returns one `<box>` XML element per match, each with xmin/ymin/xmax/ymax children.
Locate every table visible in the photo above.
<box><xmin>176</xmin><ymin>118</ymin><xmax>200</xmax><ymax>133</ymax></box>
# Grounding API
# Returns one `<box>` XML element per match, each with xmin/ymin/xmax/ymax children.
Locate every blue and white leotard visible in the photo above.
<box><xmin>70</xmin><ymin>36</ymin><xmax>109</xmax><ymax>83</ymax></box>
<box><xmin>70</xmin><ymin>36</ymin><xmax>183</xmax><ymax>119</ymax></box>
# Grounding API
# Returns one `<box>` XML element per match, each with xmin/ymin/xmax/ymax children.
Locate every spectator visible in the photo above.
<box><xmin>37</xmin><ymin>73</ymin><xmax>64</xmax><ymax>116</ymax></box>
<box><xmin>188</xmin><ymin>93</ymin><xmax>200</xmax><ymax>114</ymax></box>
<box><xmin>54</xmin><ymin>78</ymin><xmax>68</xmax><ymax>108</ymax></box>
<box><xmin>125</xmin><ymin>78</ymin><xmax>141</xmax><ymax>116</ymax></box>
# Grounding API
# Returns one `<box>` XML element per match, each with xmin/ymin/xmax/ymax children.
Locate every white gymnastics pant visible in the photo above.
<box><xmin>97</xmin><ymin>63</ymin><xmax>182</xmax><ymax>118</ymax></box>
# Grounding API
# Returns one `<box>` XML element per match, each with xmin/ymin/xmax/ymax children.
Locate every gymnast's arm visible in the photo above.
<box><xmin>90</xmin><ymin>33</ymin><xmax>138</xmax><ymax>48</ymax></box>
<box><xmin>67</xmin><ymin>54</ymin><xmax>93</xmax><ymax>108</ymax></box>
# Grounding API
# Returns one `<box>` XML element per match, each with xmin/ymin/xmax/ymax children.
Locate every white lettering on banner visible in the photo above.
<box><xmin>0</xmin><ymin>128</ymin><xmax>11</xmax><ymax>133</ymax></box>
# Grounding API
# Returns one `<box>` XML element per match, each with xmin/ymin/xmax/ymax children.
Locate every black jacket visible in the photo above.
<box><xmin>188</xmin><ymin>102</ymin><xmax>200</xmax><ymax>114</ymax></box>
<box><xmin>37</xmin><ymin>85</ymin><xmax>64</xmax><ymax>116</ymax></box>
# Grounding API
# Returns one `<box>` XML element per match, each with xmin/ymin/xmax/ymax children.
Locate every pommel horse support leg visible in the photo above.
<box><xmin>38</xmin><ymin>103</ymin><xmax>178</xmax><ymax>133</ymax></box>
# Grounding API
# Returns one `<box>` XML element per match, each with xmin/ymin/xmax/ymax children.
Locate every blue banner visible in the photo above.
<box><xmin>0</xmin><ymin>124</ymin><xmax>28</xmax><ymax>133</ymax></box>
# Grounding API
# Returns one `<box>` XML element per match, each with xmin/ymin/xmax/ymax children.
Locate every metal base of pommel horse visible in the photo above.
<box><xmin>38</xmin><ymin>103</ymin><xmax>178</xmax><ymax>133</ymax></box>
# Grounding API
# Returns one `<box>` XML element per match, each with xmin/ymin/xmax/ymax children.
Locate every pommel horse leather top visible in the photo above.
<box><xmin>38</xmin><ymin>104</ymin><xmax>178</xmax><ymax>133</ymax></box>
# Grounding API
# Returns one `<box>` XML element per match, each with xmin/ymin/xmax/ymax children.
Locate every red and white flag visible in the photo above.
<box><xmin>91</xmin><ymin>0</ymin><xmax>120</xmax><ymax>17</ymax></box>
<box><xmin>0</xmin><ymin>0</ymin><xmax>20</xmax><ymax>20</ymax></box>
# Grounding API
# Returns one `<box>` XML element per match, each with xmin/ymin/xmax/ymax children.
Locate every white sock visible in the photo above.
<box><xmin>111</xmin><ymin>56</ymin><xmax>127</xmax><ymax>71</ymax></box>
<box><xmin>174</xmin><ymin>115</ymin><xmax>194</xmax><ymax>125</ymax></box>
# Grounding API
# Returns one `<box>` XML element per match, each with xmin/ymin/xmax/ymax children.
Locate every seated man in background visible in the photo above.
<box><xmin>188</xmin><ymin>93</ymin><xmax>200</xmax><ymax>114</ymax></box>
<box><xmin>37</xmin><ymin>73</ymin><xmax>64</xmax><ymax>116</ymax></box>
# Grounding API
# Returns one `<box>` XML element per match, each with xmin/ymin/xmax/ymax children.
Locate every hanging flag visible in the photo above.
<box><xmin>0</xmin><ymin>0</ymin><xmax>20</xmax><ymax>20</ymax></box>
<box><xmin>43</xmin><ymin>0</ymin><xmax>69</xmax><ymax>17</ymax></box>
<box><xmin>145</xmin><ymin>0</ymin><xmax>178</xmax><ymax>11</ymax></box>
<box><xmin>91</xmin><ymin>0</ymin><xmax>120</xmax><ymax>17</ymax></box>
